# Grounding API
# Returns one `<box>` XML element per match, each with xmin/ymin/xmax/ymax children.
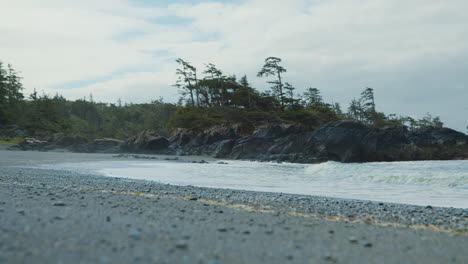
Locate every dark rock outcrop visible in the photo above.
<box><xmin>11</xmin><ymin>133</ymin><xmax>90</xmax><ymax>152</ymax></box>
<box><xmin>13</xmin><ymin>138</ymin><xmax>49</xmax><ymax>151</ymax></box>
<box><xmin>167</xmin><ymin>121</ymin><xmax>468</xmax><ymax>163</ymax></box>
<box><xmin>89</xmin><ymin>138</ymin><xmax>124</xmax><ymax>153</ymax></box>
<box><xmin>7</xmin><ymin>121</ymin><xmax>467</xmax><ymax>163</ymax></box>
<box><xmin>9</xmin><ymin>132</ymin><xmax>122</xmax><ymax>153</ymax></box>
<box><xmin>170</xmin><ymin>124</ymin><xmax>250</xmax><ymax>155</ymax></box>
<box><xmin>122</xmin><ymin>131</ymin><xmax>171</xmax><ymax>154</ymax></box>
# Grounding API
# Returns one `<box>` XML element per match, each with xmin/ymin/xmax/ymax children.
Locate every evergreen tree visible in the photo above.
<box><xmin>175</xmin><ymin>58</ymin><xmax>198</xmax><ymax>107</ymax></box>
<box><xmin>257</xmin><ymin>57</ymin><xmax>287</xmax><ymax>108</ymax></box>
<box><xmin>303</xmin><ymin>87</ymin><xmax>323</xmax><ymax>107</ymax></box>
<box><xmin>359</xmin><ymin>87</ymin><xmax>376</xmax><ymax>114</ymax></box>
<box><xmin>347</xmin><ymin>98</ymin><xmax>363</xmax><ymax>121</ymax></box>
<box><xmin>239</xmin><ymin>75</ymin><xmax>253</xmax><ymax>109</ymax></box>
<box><xmin>0</xmin><ymin>62</ymin><xmax>24</xmax><ymax>124</ymax></box>
<box><xmin>332</xmin><ymin>102</ymin><xmax>343</xmax><ymax>116</ymax></box>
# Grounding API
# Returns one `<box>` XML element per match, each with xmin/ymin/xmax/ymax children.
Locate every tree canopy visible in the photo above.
<box><xmin>0</xmin><ymin>58</ymin><xmax>449</xmax><ymax>142</ymax></box>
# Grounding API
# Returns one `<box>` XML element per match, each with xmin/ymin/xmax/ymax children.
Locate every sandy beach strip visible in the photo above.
<box><xmin>0</xmin><ymin>150</ymin><xmax>467</xmax><ymax>263</ymax></box>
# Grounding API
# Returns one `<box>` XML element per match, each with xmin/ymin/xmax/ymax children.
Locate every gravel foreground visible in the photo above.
<box><xmin>0</xmin><ymin>150</ymin><xmax>467</xmax><ymax>264</ymax></box>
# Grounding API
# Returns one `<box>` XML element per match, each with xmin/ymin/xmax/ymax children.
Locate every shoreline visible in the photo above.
<box><xmin>2</xmin><ymin>150</ymin><xmax>467</xmax><ymax>230</ymax></box>
<box><xmin>1</xmin><ymin>150</ymin><xmax>467</xmax><ymax>263</ymax></box>
<box><xmin>34</xmin><ymin>151</ymin><xmax>468</xmax><ymax>210</ymax></box>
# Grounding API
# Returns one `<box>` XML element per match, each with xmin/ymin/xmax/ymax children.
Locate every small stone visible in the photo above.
<box><xmin>106</xmin><ymin>216</ymin><xmax>111</xmax><ymax>222</ymax></box>
<box><xmin>175</xmin><ymin>242</ymin><xmax>188</xmax><ymax>249</ymax></box>
<box><xmin>53</xmin><ymin>216</ymin><xmax>64</xmax><ymax>220</ymax></box>
<box><xmin>242</xmin><ymin>230</ymin><xmax>251</xmax><ymax>234</ymax></box>
<box><xmin>265</xmin><ymin>229</ymin><xmax>274</xmax><ymax>235</ymax></box>
<box><xmin>189</xmin><ymin>196</ymin><xmax>198</xmax><ymax>201</ymax></box>
<box><xmin>181</xmin><ymin>234</ymin><xmax>191</xmax><ymax>240</ymax></box>
<box><xmin>363</xmin><ymin>242</ymin><xmax>373</xmax><ymax>248</ymax></box>
<box><xmin>328</xmin><ymin>230</ymin><xmax>334</xmax><ymax>234</ymax></box>
<box><xmin>324</xmin><ymin>255</ymin><xmax>337</xmax><ymax>263</ymax></box>
<box><xmin>217</xmin><ymin>227</ymin><xmax>227</xmax><ymax>232</ymax></box>
<box><xmin>349</xmin><ymin>237</ymin><xmax>358</xmax><ymax>244</ymax></box>
<box><xmin>17</xmin><ymin>209</ymin><xmax>25</xmax><ymax>215</ymax></box>
<box><xmin>53</xmin><ymin>201</ymin><xmax>66</xmax><ymax>206</ymax></box>
<box><xmin>128</xmin><ymin>231</ymin><xmax>141</xmax><ymax>240</ymax></box>
<box><xmin>425</xmin><ymin>205</ymin><xmax>433</xmax><ymax>210</ymax></box>
<box><xmin>286</xmin><ymin>255</ymin><xmax>294</xmax><ymax>260</ymax></box>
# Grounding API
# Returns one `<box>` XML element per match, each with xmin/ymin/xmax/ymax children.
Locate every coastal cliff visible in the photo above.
<box><xmin>167</xmin><ymin>121</ymin><xmax>468</xmax><ymax>163</ymax></box>
<box><xmin>8</xmin><ymin>121</ymin><xmax>468</xmax><ymax>163</ymax></box>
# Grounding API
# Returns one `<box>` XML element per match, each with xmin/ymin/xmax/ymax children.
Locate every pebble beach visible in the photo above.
<box><xmin>0</xmin><ymin>150</ymin><xmax>467</xmax><ymax>263</ymax></box>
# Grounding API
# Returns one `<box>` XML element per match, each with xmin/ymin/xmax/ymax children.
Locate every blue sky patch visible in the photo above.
<box><xmin>51</xmin><ymin>65</ymin><xmax>162</xmax><ymax>90</ymax></box>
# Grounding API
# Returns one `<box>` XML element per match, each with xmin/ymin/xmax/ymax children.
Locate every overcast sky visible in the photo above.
<box><xmin>0</xmin><ymin>0</ymin><xmax>467</xmax><ymax>132</ymax></box>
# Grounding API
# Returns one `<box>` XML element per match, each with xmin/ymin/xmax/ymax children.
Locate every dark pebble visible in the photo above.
<box><xmin>217</xmin><ymin>227</ymin><xmax>227</xmax><ymax>232</ymax></box>
<box><xmin>53</xmin><ymin>201</ymin><xmax>66</xmax><ymax>206</ymax></box>
<box><xmin>175</xmin><ymin>242</ymin><xmax>188</xmax><ymax>249</ymax></box>
<box><xmin>363</xmin><ymin>242</ymin><xmax>373</xmax><ymax>248</ymax></box>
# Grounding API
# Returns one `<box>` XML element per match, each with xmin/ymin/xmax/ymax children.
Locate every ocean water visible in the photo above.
<box><xmin>42</xmin><ymin>159</ymin><xmax>468</xmax><ymax>208</ymax></box>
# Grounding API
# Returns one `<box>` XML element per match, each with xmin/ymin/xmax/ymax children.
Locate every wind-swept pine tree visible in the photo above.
<box><xmin>175</xmin><ymin>58</ymin><xmax>198</xmax><ymax>107</ymax></box>
<box><xmin>257</xmin><ymin>57</ymin><xmax>287</xmax><ymax>109</ymax></box>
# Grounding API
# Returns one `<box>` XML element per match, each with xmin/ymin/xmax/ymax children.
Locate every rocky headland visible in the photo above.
<box><xmin>6</xmin><ymin>121</ymin><xmax>468</xmax><ymax>163</ymax></box>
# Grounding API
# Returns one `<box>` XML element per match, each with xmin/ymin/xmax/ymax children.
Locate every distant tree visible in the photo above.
<box><xmin>239</xmin><ymin>75</ymin><xmax>253</xmax><ymax>109</ymax></box>
<box><xmin>347</xmin><ymin>87</ymin><xmax>384</xmax><ymax>126</ymax></box>
<box><xmin>303</xmin><ymin>87</ymin><xmax>323</xmax><ymax>107</ymax></box>
<box><xmin>283</xmin><ymin>82</ymin><xmax>296</xmax><ymax>107</ymax></box>
<box><xmin>332</xmin><ymin>102</ymin><xmax>344</xmax><ymax>116</ymax></box>
<box><xmin>417</xmin><ymin>113</ymin><xmax>443</xmax><ymax>128</ymax></box>
<box><xmin>257</xmin><ymin>57</ymin><xmax>287</xmax><ymax>109</ymax></box>
<box><xmin>0</xmin><ymin>62</ymin><xmax>24</xmax><ymax>124</ymax></box>
<box><xmin>347</xmin><ymin>98</ymin><xmax>363</xmax><ymax>121</ymax></box>
<box><xmin>202</xmin><ymin>63</ymin><xmax>225</xmax><ymax>106</ymax></box>
<box><xmin>175</xmin><ymin>58</ymin><xmax>198</xmax><ymax>107</ymax></box>
<box><xmin>359</xmin><ymin>87</ymin><xmax>376</xmax><ymax>113</ymax></box>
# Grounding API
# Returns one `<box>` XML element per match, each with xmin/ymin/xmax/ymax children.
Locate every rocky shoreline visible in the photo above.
<box><xmin>7</xmin><ymin>121</ymin><xmax>468</xmax><ymax>163</ymax></box>
<box><xmin>0</xmin><ymin>150</ymin><xmax>467</xmax><ymax>263</ymax></box>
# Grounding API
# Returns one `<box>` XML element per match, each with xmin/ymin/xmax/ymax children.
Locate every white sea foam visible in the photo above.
<box><xmin>41</xmin><ymin>159</ymin><xmax>468</xmax><ymax>208</ymax></box>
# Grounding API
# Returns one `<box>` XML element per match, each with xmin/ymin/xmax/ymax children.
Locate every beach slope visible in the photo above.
<box><xmin>0</xmin><ymin>151</ymin><xmax>466</xmax><ymax>263</ymax></box>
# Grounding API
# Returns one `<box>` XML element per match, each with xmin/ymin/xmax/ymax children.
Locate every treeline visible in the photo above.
<box><xmin>0</xmin><ymin>61</ymin><xmax>177</xmax><ymax>139</ymax></box>
<box><xmin>171</xmin><ymin>57</ymin><xmax>444</xmax><ymax>130</ymax></box>
<box><xmin>0</xmin><ymin>58</ymin><xmax>445</xmax><ymax>140</ymax></box>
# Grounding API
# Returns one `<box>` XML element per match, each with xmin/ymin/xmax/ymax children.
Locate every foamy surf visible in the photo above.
<box><xmin>40</xmin><ymin>159</ymin><xmax>468</xmax><ymax>208</ymax></box>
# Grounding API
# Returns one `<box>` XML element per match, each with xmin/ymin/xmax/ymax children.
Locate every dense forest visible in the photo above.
<box><xmin>0</xmin><ymin>58</ymin><xmax>446</xmax><ymax>142</ymax></box>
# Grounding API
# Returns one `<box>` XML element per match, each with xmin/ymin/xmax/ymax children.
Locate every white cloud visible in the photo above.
<box><xmin>0</xmin><ymin>0</ymin><xmax>467</xmax><ymax>131</ymax></box>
